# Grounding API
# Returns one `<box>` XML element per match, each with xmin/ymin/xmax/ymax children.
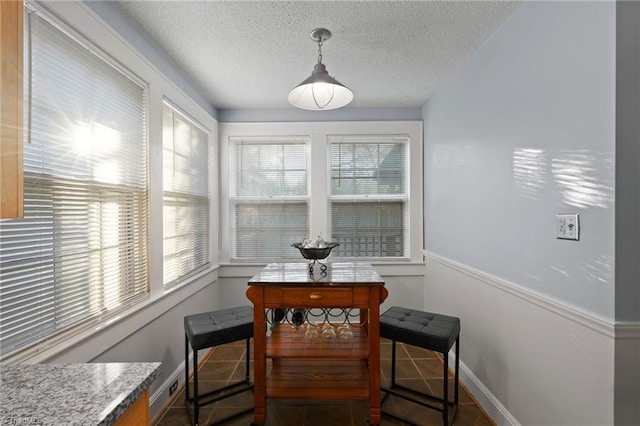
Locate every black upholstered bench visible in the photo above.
<box><xmin>380</xmin><ymin>306</ymin><xmax>461</xmax><ymax>426</ymax></box>
<box><xmin>184</xmin><ymin>306</ymin><xmax>254</xmax><ymax>425</ymax></box>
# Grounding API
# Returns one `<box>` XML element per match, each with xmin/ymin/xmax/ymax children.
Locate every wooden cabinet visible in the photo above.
<box><xmin>113</xmin><ymin>389</ymin><xmax>149</xmax><ymax>426</ymax></box>
<box><xmin>0</xmin><ymin>0</ymin><xmax>24</xmax><ymax>218</ymax></box>
<box><xmin>247</xmin><ymin>262</ymin><xmax>387</xmax><ymax>426</ymax></box>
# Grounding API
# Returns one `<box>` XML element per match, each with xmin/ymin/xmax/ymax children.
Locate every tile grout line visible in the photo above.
<box><xmin>157</xmin><ymin>340</ymin><xmax>495</xmax><ymax>426</ymax></box>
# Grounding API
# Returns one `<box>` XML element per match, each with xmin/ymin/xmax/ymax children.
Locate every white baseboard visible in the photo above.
<box><xmin>149</xmin><ymin>348</ymin><xmax>212</xmax><ymax>418</ymax></box>
<box><xmin>150</xmin><ymin>354</ymin><xmax>189</xmax><ymax>411</ymax></box>
<box><xmin>449</xmin><ymin>352</ymin><xmax>520</xmax><ymax>426</ymax></box>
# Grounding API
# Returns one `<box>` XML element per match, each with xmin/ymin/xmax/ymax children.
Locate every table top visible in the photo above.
<box><xmin>248</xmin><ymin>262</ymin><xmax>384</xmax><ymax>286</ymax></box>
<box><xmin>0</xmin><ymin>362</ymin><xmax>160</xmax><ymax>425</ymax></box>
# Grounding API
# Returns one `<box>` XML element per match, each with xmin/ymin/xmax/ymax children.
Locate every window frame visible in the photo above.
<box><xmin>0</xmin><ymin>2</ymin><xmax>151</xmax><ymax>359</ymax></box>
<box><xmin>162</xmin><ymin>99</ymin><xmax>213</xmax><ymax>289</ymax></box>
<box><xmin>219</xmin><ymin>121</ymin><xmax>423</xmax><ymax>264</ymax></box>
<box><xmin>227</xmin><ymin>136</ymin><xmax>310</xmax><ymax>260</ymax></box>
<box><xmin>329</xmin><ymin>135</ymin><xmax>410</xmax><ymax>259</ymax></box>
<box><xmin>0</xmin><ymin>0</ymin><xmax>219</xmax><ymax>363</ymax></box>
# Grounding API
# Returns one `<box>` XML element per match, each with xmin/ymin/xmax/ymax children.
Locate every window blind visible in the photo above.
<box><xmin>230</xmin><ymin>138</ymin><xmax>308</xmax><ymax>259</ymax></box>
<box><xmin>329</xmin><ymin>135</ymin><xmax>408</xmax><ymax>258</ymax></box>
<box><xmin>0</xmin><ymin>8</ymin><xmax>148</xmax><ymax>357</ymax></box>
<box><xmin>162</xmin><ymin>102</ymin><xmax>210</xmax><ymax>287</ymax></box>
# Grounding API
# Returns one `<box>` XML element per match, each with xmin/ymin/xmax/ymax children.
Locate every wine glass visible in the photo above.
<box><xmin>322</xmin><ymin>323</ymin><xmax>336</xmax><ymax>340</ymax></box>
<box><xmin>337</xmin><ymin>323</ymin><xmax>354</xmax><ymax>340</ymax></box>
<box><xmin>305</xmin><ymin>322</ymin><xmax>319</xmax><ymax>342</ymax></box>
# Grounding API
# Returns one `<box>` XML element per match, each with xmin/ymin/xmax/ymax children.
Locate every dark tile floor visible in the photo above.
<box><xmin>155</xmin><ymin>339</ymin><xmax>494</xmax><ymax>426</ymax></box>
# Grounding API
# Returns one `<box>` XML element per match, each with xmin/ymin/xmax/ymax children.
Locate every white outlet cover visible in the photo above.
<box><xmin>557</xmin><ymin>213</ymin><xmax>579</xmax><ymax>240</ymax></box>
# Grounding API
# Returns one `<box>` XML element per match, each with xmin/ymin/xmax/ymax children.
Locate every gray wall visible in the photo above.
<box><xmin>423</xmin><ymin>0</ymin><xmax>616</xmax><ymax>321</ymax></box>
<box><xmin>615</xmin><ymin>2</ymin><xmax>640</xmax><ymax>424</ymax></box>
<box><xmin>615</xmin><ymin>0</ymin><xmax>640</xmax><ymax>325</ymax></box>
<box><xmin>423</xmin><ymin>1</ymin><xmax>640</xmax><ymax>424</ymax></box>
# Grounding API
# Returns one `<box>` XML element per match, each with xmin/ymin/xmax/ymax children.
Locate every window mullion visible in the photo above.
<box><xmin>309</xmin><ymin>132</ymin><xmax>328</xmax><ymax>239</ymax></box>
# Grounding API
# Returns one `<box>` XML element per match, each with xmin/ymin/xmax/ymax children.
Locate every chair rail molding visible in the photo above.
<box><xmin>424</xmin><ymin>251</ymin><xmax>615</xmax><ymax>338</ymax></box>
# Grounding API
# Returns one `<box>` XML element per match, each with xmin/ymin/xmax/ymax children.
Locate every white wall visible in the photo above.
<box><xmin>422</xmin><ymin>1</ymin><xmax>620</xmax><ymax>424</ymax></box>
<box><xmin>425</xmin><ymin>254</ymin><xmax>614</xmax><ymax>426</ymax></box>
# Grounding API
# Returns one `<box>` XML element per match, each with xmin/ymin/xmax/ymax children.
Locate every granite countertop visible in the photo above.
<box><xmin>0</xmin><ymin>362</ymin><xmax>161</xmax><ymax>426</ymax></box>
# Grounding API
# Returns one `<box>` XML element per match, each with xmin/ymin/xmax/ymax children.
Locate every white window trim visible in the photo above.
<box><xmin>162</xmin><ymin>98</ymin><xmax>214</xmax><ymax>288</ymax></box>
<box><xmin>219</xmin><ymin>121</ymin><xmax>423</xmax><ymax>264</ymax></box>
<box><xmin>228</xmin><ymin>135</ymin><xmax>310</xmax><ymax>260</ymax></box>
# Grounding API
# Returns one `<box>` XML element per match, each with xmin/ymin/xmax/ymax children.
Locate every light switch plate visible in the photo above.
<box><xmin>557</xmin><ymin>214</ymin><xmax>579</xmax><ymax>240</ymax></box>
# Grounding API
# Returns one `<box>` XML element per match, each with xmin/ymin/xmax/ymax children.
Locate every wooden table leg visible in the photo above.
<box><xmin>368</xmin><ymin>287</ymin><xmax>381</xmax><ymax>425</ymax></box>
<box><xmin>247</xmin><ymin>287</ymin><xmax>266</xmax><ymax>425</ymax></box>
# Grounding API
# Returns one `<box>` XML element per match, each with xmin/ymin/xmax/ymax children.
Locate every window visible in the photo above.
<box><xmin>220</xmin><ymin>121</ymin><xmax>422</xmax><ymax>263</ymax></box>
<box><xmin>329</xmin><ymin>136</ymin><xmax>408</xmax><ymax>257</ymax></box>
<box><xmin>229</xmin><ymin>137</ymin><xmax>309</xmax><ymax>259</ymax></box>
<box><xmin>162</xmin><ymin>102</ymin><xmax>211</xmax><ymax>287</ymax></box>
<box><xmin>0</xmin><ymin>6</ymin><xmax>148</xmax><ymax>357</ymax></box>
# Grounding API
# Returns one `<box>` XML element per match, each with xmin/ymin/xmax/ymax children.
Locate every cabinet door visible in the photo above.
<box><xmin>0</xmin><ymin>0</ymin><xmax>24</xmax><ymax>219</ymax></box>
<box><xmin>113</xmin><ymin>390</ymin><xmax>149</xmax><ymax>426</ymax></box>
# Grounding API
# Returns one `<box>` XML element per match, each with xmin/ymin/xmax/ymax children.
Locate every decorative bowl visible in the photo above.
<box><xmin>291</xmin><ymin>242</ymin><xmax>339</xmax><ymax>260</ymax></box>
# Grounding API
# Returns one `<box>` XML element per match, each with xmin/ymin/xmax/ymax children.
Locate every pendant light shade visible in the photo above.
<box><xmin>288</xmin><ymin>29</ymin><xmax>353</xmax><ymax>110</ymax></box>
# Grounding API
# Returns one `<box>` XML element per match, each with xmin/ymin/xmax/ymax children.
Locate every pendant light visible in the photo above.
<box><xmin>288</xmin><ymin>28</ymin><xmax>353</xmax><ymax>110</ymax></box>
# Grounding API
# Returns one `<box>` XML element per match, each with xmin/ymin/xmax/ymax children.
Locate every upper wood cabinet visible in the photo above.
<box><xmin>0</xmin><ymin>0</ymin><xmax>24</xmax><ymax>219</ymax></box>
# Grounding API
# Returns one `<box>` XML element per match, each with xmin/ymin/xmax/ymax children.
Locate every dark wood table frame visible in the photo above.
<box><xmin>246</xmin><ymin>262</ymin><xmax>387</xmax><ymax>426</ymax></box>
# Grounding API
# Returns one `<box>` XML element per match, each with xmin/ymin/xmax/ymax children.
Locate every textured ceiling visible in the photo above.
<box><xmin>116</xmin><ymin>1</ymin><xmax>521</xmax><ymax>110</ymax></box>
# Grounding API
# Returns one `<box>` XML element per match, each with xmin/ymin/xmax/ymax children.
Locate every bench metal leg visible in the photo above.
<box><xmin>455</xmin><ymin>336</ymin><xmax>460</xmax><ymax>405</ymax></box>
<box><xmin>185</xmin><ymin>339</ymin><xmax>254</xmax><ymax>426</ymax></box>
<box><xmin>185</xmin><ymin>334</ymin><xmax>190</xmax><ymax>403</ymax></box>
<box><xmin>391</xmin><ymin>339</ymin><xmax>397</xmax><ymax>386</ymax></box>
<box><xmin>193</xmin><ymin>343</ymin><xmax>199</xmax><ymax>423</ymax></box>
<box><xmin>443</xmin><ymin>347</ymin><xmax>449</xmax><ymax>426</ymax></box>
<box><xmin>381</xmin><ymin>340</ymin><xmax>459</xmax><ymax>426</ymax></box>
<box><xmin>245</xmin><ymin>338</ymin><xmax>251</xmax><ymax>381</ymax></box>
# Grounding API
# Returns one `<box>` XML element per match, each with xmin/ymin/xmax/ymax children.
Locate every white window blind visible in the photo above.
<box><xmin>230</xmin><ymin>138</ymin><xmax>309</xmax><ymax>259</ymax></box>
<box><xmin>329</xmin><ymin>135</ymin><xmax>408</xmax><ymax>258</ymax></box>
<box><xmin>0</xmin><ymin>8</ymin><xmax>148</xmax><ymax>357</ymax></box>
<box><xmin>162</xmin><ymin>102</ymin><xmax>211</xmax><ymax>287</ymax></box>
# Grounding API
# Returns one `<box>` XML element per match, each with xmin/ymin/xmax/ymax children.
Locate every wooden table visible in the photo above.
<box><xmin>246</xmin><ymin>262</ymin><xmax>387</xmax><ymax>426</ymax></box>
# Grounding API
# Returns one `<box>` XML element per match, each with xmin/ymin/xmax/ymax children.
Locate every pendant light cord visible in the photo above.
<box><xmin>317</xmin><ymin>40</ymin><xmax>323</xmax><ymax>64</ymax></box>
